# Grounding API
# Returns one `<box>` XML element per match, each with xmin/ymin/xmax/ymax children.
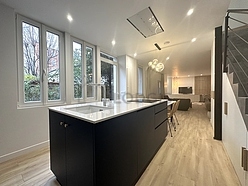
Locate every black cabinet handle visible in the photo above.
<box><xmin>60</xmin><ymin>121</ymin><xmax>64</xmax><ymax>126</ymax></box>
<box><xmin>64</xmin><ymin>123</ymin><xmax>69</xmax><ymax>128</ymax></box>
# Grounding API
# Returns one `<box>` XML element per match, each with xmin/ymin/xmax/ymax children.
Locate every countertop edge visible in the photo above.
<box><xmin>49</xmin><ymin>99</ymin><xmax>169</xmax><ymax>124</ymax></box>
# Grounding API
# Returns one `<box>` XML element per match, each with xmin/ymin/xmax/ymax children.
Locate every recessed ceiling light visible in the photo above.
<box><xmin>166</xmin><ymin>57</ymin><xmax>170</xmax><ymax>60</ymax></box>
<box><xmin>187</xmin><ymin>9</ymin><xmax>194</xmax><ymax>16</ymax></box>
<box><xmin>134</xmin><ymin>53</ymin><xmax>137</xmax><ymax>57</ymax></box>
<box><xmin>164</xmin><ymin>41</ymin><xmax>170</xmax><ymax>45</ymax></box>
<box><xmin>191</xmin><ymin>38</ymin><xmax>196</xmax><ymax>42</ymax></box>
<box><xmin>200</xmin><ymin>74</ymin><xmax>203</xmax><ymax>76</ymax></box>
<box><xmin>112</xmin><ymin>40</ymin><xmax>116</xmax><ymax>46</ymax></box>
<box><xmin>67</xmin><ymin>14</ymin><xmax>73</xmax><ymax>22</ymax></box>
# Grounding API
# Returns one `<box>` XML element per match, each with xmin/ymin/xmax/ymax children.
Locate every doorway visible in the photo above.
<box><xmin>101</xmin><ymin>61</ymin><xmax>117</xmax><ymax>100</ymax></box>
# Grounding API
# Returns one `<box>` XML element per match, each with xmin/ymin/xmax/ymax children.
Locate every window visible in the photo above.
<box><xmin>17</xmin><ymin>15</ymin><xmax>65</xmax><ymax>107</ymax></box>
<box><xmin>47</xmin><ymin>31</ymin><xmax>61</xmax><ymax>101</ymax></box>
<box><xmin>72</xmin><ymin>41</ymin><xmax>83</xmax><ymax>98</ymax></box>
<box><xmin>86</xmin><ymin>45</ymin><xmax>94</xmax><ymax>98</ymax></box>
<box><xmin>138</xmin><ymin>67</ymin><xmax>143</xmax><ymax>95</ymax></box>
<box><xmin>72</xmin><ymin>38</ymin><xmax>96</xmax><ymax>101</ymax></box>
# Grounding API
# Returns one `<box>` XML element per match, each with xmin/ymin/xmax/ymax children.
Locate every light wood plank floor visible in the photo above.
<box><xmin>136</xmin><ymin>103</ymin><xmax>241</xmax><ymax>186</ymax></box>
<box><xmin>0</xmin><ymin>103</ymin><xmax>241</xmax><ymax>186</ymax></box>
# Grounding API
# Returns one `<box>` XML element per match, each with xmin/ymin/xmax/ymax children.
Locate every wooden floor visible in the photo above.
<box><xmin>0</xmin><ymin>103</ymin><xmax>241</xmax><ymax>186</ymax></box>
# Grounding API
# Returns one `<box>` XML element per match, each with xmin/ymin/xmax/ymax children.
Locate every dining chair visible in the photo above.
<box><xmin>173</xmin><ymin>100</ymin><xmax>180</xmax><ymax>125</ymax></box>
<box><xmin>167</xmin><ymin>101</ymin><xmax>177</xmax><ymax>137</ymax></box>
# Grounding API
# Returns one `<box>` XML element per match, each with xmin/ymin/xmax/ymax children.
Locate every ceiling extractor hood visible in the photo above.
<box><xmin>127</xmin><ymin>7</ymin><xmax>164</xmax><ymax>38</ymax></box>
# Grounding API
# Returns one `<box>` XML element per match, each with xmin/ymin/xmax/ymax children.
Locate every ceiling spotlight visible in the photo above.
<box><xmin>191</xmin><ymin>38</ymin><xmax>196</xmax><ymax>42</ymax></box>
<box><xmin>164</xmin><ymin>41</ymin><xmax>170</xmax><ymax>45</ymax></box>
<box><xmin>187</xmin><ymin>9</ymin><xmax>194</xmax><ymax>16</ymax></box>
<box><xmin>166</xmin><ymin>57</ymin><xmax>170</xmax><ymax>60</ymax></box>
<box><xmin>112</xmin><ymin>40</ymin><xmax>116</xmax><ymax>46</ymax></box>
<box><xmin>67</xmin><ymin>14</ymin><xmax>73</xmax><ymax>22</ymax></box>
<box><xmin>134</xmin><ymin>53</ymin><xmax>137</xmax><ymax>57</ymax></box>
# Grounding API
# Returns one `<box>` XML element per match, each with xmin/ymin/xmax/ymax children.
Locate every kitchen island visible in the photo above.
<box><xmin>49</xmin><ymin>99</ymin><xmax>171</xmax><ymax>186</ymax></box>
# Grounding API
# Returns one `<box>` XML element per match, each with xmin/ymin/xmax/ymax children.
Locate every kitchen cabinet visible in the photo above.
<box><xmin>49</xmin><ymin>111</ymin><xmax>94</xmax><ymax>186</ymax></box>
<box><xmin>94</xmin><ymin>111</ymin><xmax>138</xmax><ymax>186</ymax></box>
<box><xmin>49</xmin><ymin>111</ymin><xmax>67</xmax><ymax>186</ymax></box>
<box><xmin>136</xmin><ymin>106</ymin><xmax>155</xmax><ymax>175</ymax></box>
<box><xmin>194</xmin><ymin>75</ymin><xmax>211</xmax><ymax>95</ymax></box>
<box><xmin>154</xmin><ymin>102</ymin><xmax>168</xmax><ymax>151</ymax></box>
<box><xmin>49</xmin><ymin>101</ymin><xmax>168</xmax><ymax>186</ymax></box>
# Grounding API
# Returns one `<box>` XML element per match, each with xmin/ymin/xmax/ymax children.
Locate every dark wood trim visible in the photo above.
<box><xmin>214</xmin><ymin>26</ymin><xmax>222</xmax><ymax>140</ymax></box>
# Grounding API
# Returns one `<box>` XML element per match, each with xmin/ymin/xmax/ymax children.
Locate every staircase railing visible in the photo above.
<box><xmin>223</xmin><ymin>9</ymin><xmax>248</xmax><ymax>97</ymax></box>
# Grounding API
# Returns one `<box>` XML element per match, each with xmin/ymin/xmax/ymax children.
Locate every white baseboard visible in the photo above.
<box><xmin>0</xmin><ymin>140</ymin><xmax>49</xmax><ymax>163</ymax></box>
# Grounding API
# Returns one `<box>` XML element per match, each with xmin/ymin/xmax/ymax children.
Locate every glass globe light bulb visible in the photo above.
<box><xmin>155</xmin><ymin>62</ymin><xmax>164</xmax><ymax>72</ymax></box>
<box><xmin>153</xmin><ymin>59</ymin><xmax>158</xmax><ymax>65</ymax></box>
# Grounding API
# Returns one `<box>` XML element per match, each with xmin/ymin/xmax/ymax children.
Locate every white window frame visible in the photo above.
<box><xmin>17</xmin><ymin>15</ymin><xmax>65</xmax><ymax>108</ymax></box>
<box><xmin>85</xmin><ymin>43</ymin><xmax>96</xmax><ymax>101</ymax></box>
<box><xmin>71</xmin><ymin>37</ymin><xmax>97</xmax><ymax>102</ymax></box>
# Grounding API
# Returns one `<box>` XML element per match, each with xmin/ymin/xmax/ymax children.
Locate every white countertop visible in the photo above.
<box><xmin>49</xmin><ymin>99</ymin><xmax>174</xmax><ymax>124</ymax></box>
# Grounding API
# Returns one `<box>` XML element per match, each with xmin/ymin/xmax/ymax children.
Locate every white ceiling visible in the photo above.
<box><xmin>0</xmin><ymin>0</ymin><xmax>230</xmax><ymax>77</ymax></box>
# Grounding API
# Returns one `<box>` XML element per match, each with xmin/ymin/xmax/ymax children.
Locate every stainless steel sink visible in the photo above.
<box><xmin>65</xmin><ymin>105</ymin><xmax>112</xmax><ymax>114</ymax></box>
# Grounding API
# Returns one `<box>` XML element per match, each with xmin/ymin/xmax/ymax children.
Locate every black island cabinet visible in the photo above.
<box><xmin>49</xmin><ymin>101</ymin><xmax>168</xmax><ymax>186</ymax></box>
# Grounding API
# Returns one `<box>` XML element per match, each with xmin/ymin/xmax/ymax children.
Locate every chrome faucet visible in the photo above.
<box><xmin>88</xmin><ymin>83</ymin><xmax>107</xmax><ymax>106</ymax></box>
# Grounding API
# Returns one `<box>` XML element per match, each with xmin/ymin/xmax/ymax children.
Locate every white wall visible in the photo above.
<box><xmin>118</xmin><ymin>55</ymin><xmax>137</xmax><ymax>99</ymax></box>
<box><xmin>163</xmin><ymin>74</ymin><xmax>167</xmax><ymax>94</ymax></box>
<box><xmin>118</xmin><ymin>55</ymin><xmax>127</xmax><ymax>99</ymax></box>
<box><xmin>171</xmin><ymin>77</ymin><xmax>195</xmax><ymax>94</ymax></box>
<box><xmin>222</xmin><ymin>74</ymin><xmax>247</xmax><ymax>186</ymax></box>
<box><xmin>167</xmin><ymin>77</ymin><xmax>172</xmax><ymax>94</ymax></box>
<box><xmin>126</xmin><ymin>55</ymin><xmax>138</xmax><ymax>96</ymax></box>
<box><xmin>0</xmin><ymin>4</ymin><xmax>49</xmax><ymax>162</ymax></box>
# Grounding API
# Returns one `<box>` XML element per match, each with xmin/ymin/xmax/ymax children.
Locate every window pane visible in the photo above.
<box><xmin>138</xmin><ymin>67</ymin><xmax>143</xmax><ymax>95</ymax></box>
<box><xmin>22</xmin><ymin>22</ymin><xmax>41</xmax><ymax>102</ymax></box>
<box><xmin>73</xmin><ymin>42</ymin><xmax>82</xmax><ymax>98</ymax></box>
<box><xmin>101</xmin><ymin>61</ymin><xmax>116</xmax><ymax>100</ymax></box>
<box><xmin>86</xmin><ymin>46</ymin><xmax>94</xmax><ymax>97</ymax></box>
<box><xmin>100</xmin><ymin>52</ymin><xmax>117</xmax><ymax>62</ymax></box>
<box><xmin>47</xmin><ymin>31</ymin><xmax>60</xmax><ymax>100</ymax></box>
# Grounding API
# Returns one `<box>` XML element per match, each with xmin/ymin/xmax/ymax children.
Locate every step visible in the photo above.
<box><xmin>227</xmin><ymin>25</ymin><xmax>248</xmax><ymax>130</ymax></box>
<box><xmin>227</xmin><ymin>49</ymin><xmax>248</xmax><ymax>65</ymax></box>
<box><xmin>227</xmin><ymin>75</ymin><xmax>248</xmax><ymax>129</ymax></box>
<box><xmin>237</xmin><ymin>97</ymin><xmax>248</xmax><ymax>129</ymax></box>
